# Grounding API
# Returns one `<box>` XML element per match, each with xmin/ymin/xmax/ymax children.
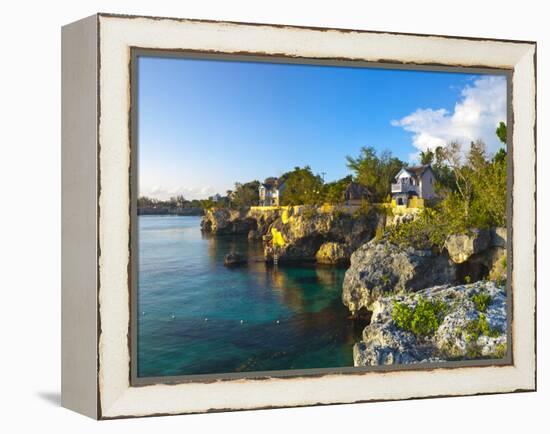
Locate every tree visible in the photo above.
<box><xmin>430</xmin><ymin>145</ymin><xmax>455</xmax><ymax>193</ymax></box>
<box><xmin>323</xmin><ymin>175</ymin><xmax>353</xmax><ymax>204</ymax></box>
<box><xmin>469</xmin><ymin>141</ymin><xmax>506</xmax><ymax>227</ymax></box>
<box><xmin>346</xmin><ymin>146</ymin><xmax>404</xmax><ymax>202</ymax></box>
<box><xmin>200</xmin><ymin>198</ymin><xmax>216</xmax><ymax>210</ymax></box>
<box><xmin>436</xmin><ymin>139</ymin><xmax>506</xmax><ymax>229</ymax></box>
<box><xmin>230</xmin><ymin>180</ymin><xmax>260</xmax><ymax>208</ymax></box>
<box><xmin>169</xmin><ymin>195</ymin><xmax>186</xmax><ymax>208</ymax></box>
<box><xmin>280</xmin><ymin>166</ymin><xmax>324</xmax><ymax>206</ymax></box>
<box><xmin>496</xmin><ymin>122</ymin><xmax>507</xmax><ymax>144</ymax></box>
<box><xmin>419</xmin><ymin>148</ymin><xmax>435</xmax><ymax>165</ymax></box>
<box><xmin>437</xmin><ymin>141</ymin><xmax>476</xmax><ymax>218</ymax></box>
<box><xmin>494</xmin><ymin>121</ymin><xmax>507</xmax><ymax>165</ymax></box>
<box><xmin>493</xmin><ymin>148</ymin><xmax>507</xmax><ymax>164</ymax></box>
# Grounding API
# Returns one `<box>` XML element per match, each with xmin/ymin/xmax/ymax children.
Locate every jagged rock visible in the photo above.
<box><xmin>201</xmin><ymin>208</ymin><xmax>257</xmax><ymax>235</ymax></box>
<box><xmin>223</xmin><ymin>252</ymin><xmax>246</xmax><ymax>267</ymax></box>
<box><xmin>342</xmin><ymin>240</ymin><xmax>456</xmax><ymax>315</ymax></box>
<box><xmin>202</xmin><ymin>205</ymin><xmax>385</xmax><ymax>264</ymax></box>
<box><xmin>353</xmin><ymin>323</ymin><xmax>438</xmax><ymax>366</ymax></box>
<box><xmin>444</xmin><ymin>229</ymin><xmax>490</xmax><ymax>264</ymax></box>
<box><xmin>315</xmin><ymin>242</ymin><xmax>349</xmax><ymax>265</ymax></box>
<box><xmin>247</xmin><ymin>207</ymin><xmax>282</xmax><ymax>237</ymax></box>
<box><xmin>263</xmin><ymin>206</ymin><xmax>384</xmax><ymax>263</ymax></box>
<box><xmin>353</xmin><ymin>281</ymin><xmax>507</xmax><ymax>366</ymax></box>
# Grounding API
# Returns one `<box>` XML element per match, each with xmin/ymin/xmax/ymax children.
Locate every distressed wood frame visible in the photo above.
<box><xmin>61</xmin><ymin>13</ymin><xmax>536</xmax><ymax>419</ymax></box>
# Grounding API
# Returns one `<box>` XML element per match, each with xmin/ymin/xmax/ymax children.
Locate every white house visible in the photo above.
<box><xmin>259</xmin><ymin>180</ymin><xmax>285</xmax><ymax>206</ymax></box>
<box><xmin>391</xmin><ymin>164</ymin><xmax>436</xmax><ymax>206</ymax></box>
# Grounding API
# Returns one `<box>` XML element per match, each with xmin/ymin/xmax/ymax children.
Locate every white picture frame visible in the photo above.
<box><xmin>61</xmin><ymin>13</ymin><xmax>536</xmax><ymax>419</ymax></box>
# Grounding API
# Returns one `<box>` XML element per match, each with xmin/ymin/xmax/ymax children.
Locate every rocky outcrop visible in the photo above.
<box><xmin>342</xmin><ymin>240</ymin><xmax>456</xmax><ymax>315</ymax></box>
<box><xmin>263</xmin><ymin>207</ymin><xmax>385</xmax><ymax>264</ymax></box>
<box><xmin>449</xmin><ymin>227</ymin><xmax>507</xmax><ymax>284</ymax></box>
<box><xmin>201</xmin><ymin>208</ymin><xmax>259</xmax><ymax>235</ymax></box>
<box><xmin>201</xmin><ymin>206</ymin><xmax>384</xmax><ymax>264</ymax></box>
<box><xmin>223</xmin><ymin>252</ymin><xmax>246</xmax><ymax>267</ymax></box>
<box><xmin>315</xmin><ymin>242</ymin><xmax>349</xmax><ymax>265</ymax></box>
<box><xmin>444</xmin><ymin>229</ymin><xmax>491</xmax><ymax>264</ymax></box>
<box><xmin>353</xmin><ymin>281</ymin><xmax>507</xmax><ymax>366</ymax></box>
<box><xmin>247</xmin><ymin>207</ymin><xmax>282</xmax><ymax>237</ymax></box>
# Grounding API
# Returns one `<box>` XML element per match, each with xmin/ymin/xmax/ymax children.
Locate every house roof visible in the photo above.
<box><xmin>407</xmin><ymin>164</ymin><xmax>431</xmax><ymax>177</ymax></box>
<box><xmin>261</xmin><ymin>178</ymin><xmax>285</xmax><ymax>190</ymax></box>
<box><xmin>394</xmin><ymin>164</ymin><xmax>432</xmax><ymax>180</ymax></box>
<box><xmin>344</xmin><ymin>181</ymin><xmax>371</xmax><ymax>200</ymax></box>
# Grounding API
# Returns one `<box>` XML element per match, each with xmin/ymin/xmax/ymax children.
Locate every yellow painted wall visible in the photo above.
<box><xmin>409</xmin><ymin>197</ymin><xmax>424</xmax><ymax>208</ymax></box>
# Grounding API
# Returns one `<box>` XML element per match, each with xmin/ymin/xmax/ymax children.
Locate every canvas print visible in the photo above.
<box><xmin>135</xmin><ymin>55</ymin><xmax>509</xmax><ymax>379</ymax></box>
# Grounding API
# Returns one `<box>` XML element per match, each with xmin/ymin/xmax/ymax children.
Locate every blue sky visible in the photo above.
<box><xmin>138</xmin><ymin>56</ymin><xmax>507</xmax><ymax>200</ymax></box>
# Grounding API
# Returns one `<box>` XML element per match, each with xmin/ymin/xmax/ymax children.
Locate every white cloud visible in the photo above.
<box><xmin>391</xmin><ymin>76</ymin><xmax>507</xmax><ymax>162</ymax></box>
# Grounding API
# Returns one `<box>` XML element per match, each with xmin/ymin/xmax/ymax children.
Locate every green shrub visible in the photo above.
<box><xmin>494</xmin><ymin>343</ymin><xmax>507</xmax><ymax>359</ymax></box>
<box><xmin>392</xmin><ymin>297</ymin><xmax>448</xmax><ymax>337</ymax></box>
<box><xmin>465</xmin><ymin>314</ymin><xmax>500</xmax><ymax>342</ymax></box>
<box><xmin>472</xmin><ymin>292</ymin><xmax>492</xmax><ymax>312</ymax></box>
<box><xmin>385</xmin><ymin>208</ymin><xmax>449</xmax><ymax>250</ymax></box>
<box><xmin>392</xmin><ymin>302</ymin><xmax>414</xmax><ymax>331</ymax></box>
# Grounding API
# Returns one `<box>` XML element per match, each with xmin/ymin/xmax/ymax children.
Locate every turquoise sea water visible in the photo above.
<box><xmin>137</xmin><ymin>215</ymin><xmax>362</xmax><ymax>378</ymax></box>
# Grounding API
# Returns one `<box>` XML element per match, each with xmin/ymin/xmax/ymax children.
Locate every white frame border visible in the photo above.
<box><xmin>97</xmin><ymin>14</ymin><xmax>536</xmax><ymax>418</ymax></box>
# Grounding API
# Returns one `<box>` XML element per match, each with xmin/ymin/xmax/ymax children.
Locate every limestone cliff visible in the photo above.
<box><xmin>201</xmin><ymin>205</ymin><xmax>385</xmax><ymax>265</ymax></box>
<box><xmin>262</xmin><ymin>206</ymin><xmax>385</xmax><ymax>264</ymax></box>
<box><xmin>342</xmin><ymin>227</ymin><xmax>507</xmax><ymax>316</ymax></box>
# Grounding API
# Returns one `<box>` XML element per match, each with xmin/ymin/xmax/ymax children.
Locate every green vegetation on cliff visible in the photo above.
<box><xmin>385</xmin><ymin>131</ymin><xmax>507</xmax><ymax>250</ymax></box>
<box><xmin>392</xmin><ymin>297</ymin><xmax>448</xmax><ymax>338</ymax></box>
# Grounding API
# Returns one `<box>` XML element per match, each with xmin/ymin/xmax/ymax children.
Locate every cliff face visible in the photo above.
<box><xmin>342</xmin><ymin>227</ymin><xmax>507</xmax><ymax>316</ymax></box>
<box><xmin>342</xmin><ymin>241</ymin><xmax>457</xmax><ymax>316</ymax></box>
<box><xmin>200</xmin><ymin>208</ymin><xmax>261</xmax><ymax>235</ymax></box>
<box><xmin>201</xmin><ymin>206</ymin><xmax>385</xmax><ymax>265</ymax></box>
<box><xmin>262</xmin><ymin>207</ymin><xmax>385</xmax><ymax>264</ymax></box>
<box><xmin>343</xmin><ymin>226</ymin><xmax>508</xmax><ymax>365</ymax></box>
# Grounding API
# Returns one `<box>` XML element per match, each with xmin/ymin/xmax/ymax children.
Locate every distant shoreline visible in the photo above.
<box><xmin>137</xmin><ymin>207</ymin><xmax>204</xmax><ymax>217</ymax></box>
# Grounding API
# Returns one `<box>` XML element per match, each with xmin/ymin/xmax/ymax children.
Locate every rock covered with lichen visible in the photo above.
<box><xmin>201</xmin><ymin>208</ymin><xmax>260</xmax><ymax>235</ymax></box>
<box><xmin>342</xmin><ymin>240</ymin><xmax>457</xmax><ymax>316</ymax></box>
<box><xmin>444</xmin><ymin>229</ymin><xmax>491</xmax><ymax>264</ymax></box>
<box><xmin>202</xmin><ymin>206</ymin><xmax>385</xmax><ymax>264</ymax></box>
<box><xmin>263</xmin><ymin>206</ymin><xmax>384</xmax><ymax>264</ymax></box>
<box><xmin>315</xmin><ymin>241</ymin><xmax>350</xmax><ymax>265</ymax></box>
<box><xmin>353</xmin><ymin>281</ymin><xmax>507</xmax><ymax>366</ymax></box>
